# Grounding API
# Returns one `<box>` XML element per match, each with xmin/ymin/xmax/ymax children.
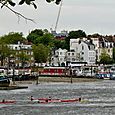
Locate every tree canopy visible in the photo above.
<box><xmin>0</xmin><ymin>32</ymin><xmax>26</xmax><ymax>44</ymax></box>
<box><xmin>0</xmin><ymin>0</ymin><xmax>62</xmax><ymax>8</ymax></box>
<box><xmin>99</xmin><ymin>49</ymin><xmax>113</xmax><ymax>64</ymax></box>
<box><xmin>32</xmin><ymin>44</ymin><xmax>49</xmax><ymax>64</ymax></box>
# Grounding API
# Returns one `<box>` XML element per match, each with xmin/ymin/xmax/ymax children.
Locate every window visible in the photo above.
<box><xmin>82</xmin><ymin>45</ymin><xmax>84</xmax><ymax>50</ymax></box>
<box><xmin>81</xmin><ymin>57</ymin><xmax>84</xmax><ymax>60</ymax></box>
<box><xmin>60</xmin><ymin>58</ymin><xmax>62</xmax><ymax>61</ymax></box>
<box><xmin>72</xmin><ymin>58</ymin><xmax>75</xmax><ymax>61</ymax></box>
<box><xmin>68</xmin><ymin>58</ymin><xmax>70</xmax><ymax>61</ymax></box>
<box><xmin>15</xmin><ymin>47</ymin><xmax>17</xmax><ymax>50</ymax></box>
<box><xmin>72</xmin><ymin>53</ymin><xmax>74</xmax><ymax>56</ymax></box>
<box><xmin>60</xmin><ymin>52</ymin><xmax>62</xmax><ymax>55</ymax></box>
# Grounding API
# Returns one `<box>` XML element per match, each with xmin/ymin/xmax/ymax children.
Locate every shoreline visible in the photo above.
<box><xmin>15</xmin><ymin>77</ymin><xmax>101</xmax><ymax>85</ymax></box>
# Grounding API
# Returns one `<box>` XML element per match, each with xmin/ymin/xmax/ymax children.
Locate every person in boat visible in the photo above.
<box><xmin>48</xmin><ymin>96</ymin><xmax>52</xmax><ymax>101</ymax></box>
<box><xmin>2</xmin><ymin>99</ymin><xmax>5</xmax><ymax>103</ymax></box>
<box><xmin>79</xmin><ymin>97</ymin><xmax>81</xmax><ymax>102</ymax></box>
<box><xmin>45</xmin><ymin>96</ymin><xmax>52</xmax><ymax>102</ymax></box>
<box><xmin>30</xmin><ymin>96</ymin><xmax>34</xmax><ymax>101</ymax></box>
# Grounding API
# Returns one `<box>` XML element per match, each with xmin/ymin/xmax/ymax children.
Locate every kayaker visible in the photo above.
<box><xmin>48</xmin><ymin>96</ymin><xmax>52</xmax><ymax>101</ymax></box>
<box><xmin>2</xmin><ymin>99</ymin><xmax>5</xmax><ymax>103</ymax></box>
<box><xmin>30</xmin><ymin>96</ymin><xmax>34</xmax><ymax>101</ymax></box>
<box><xmin>79</xmin><ymin>97</ymin><xmax>81</xmax><ymax>102</ymax></box>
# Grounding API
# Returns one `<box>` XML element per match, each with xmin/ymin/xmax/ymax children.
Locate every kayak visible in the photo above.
<box><xmin>61</xmin><ymin>98</ymin><xmax>80</xmax><ymax>102</ymax></box>
<box><xmin>0</xmin><ymin>100</ymin><xmax>16</xmax><ymax>104</ymax></box>
<box><xmin>30</xmin><ymin>97</ymin><xmax>81</xmax><ymax>103</ymax></box>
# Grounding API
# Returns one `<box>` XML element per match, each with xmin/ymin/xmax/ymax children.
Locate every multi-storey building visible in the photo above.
<box><xmin>69</xmin><ymin>38</ymin><xmax>96</xmax><ymax>64</ymax></box>
<box><xmin>77</xmin><ymin>40</ymin><xmax>96</xmax><ymax>64</ymax></box>
<box><xmin>8</xmin><ymin>42</ymin><xmax>34</xmax><ymax>67</ymax></box>
<box><xmin>91</xmin><ymin>37</ymin><xmax>114</xmax><ymax>61</ymax></box>
<box><xmin>51</xmin><ymin>48</ymin><xmax>67</xmax><ymax>66</ymax></box>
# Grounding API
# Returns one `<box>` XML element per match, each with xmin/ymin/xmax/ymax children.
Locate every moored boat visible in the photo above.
<box><xmin>0</xmin><ymin>74</ymin><xmax>10</xmax><ymax>87</ymax></box>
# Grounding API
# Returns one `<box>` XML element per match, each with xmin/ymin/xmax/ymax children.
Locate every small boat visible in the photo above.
<box><xmin>30</xmin><ymin>97</ymin><xmax>81</xmax><ymax>103</ymax></box>
<box><xmin>60</xmin><ymin>98</ymin><xmax>80</xmax><ymax>102</ymax></box>
<box><xmin>0</xmin><ymin>100</ymin><xmax>16</xmax><ymax>104</ymax></box>
<box><xmin>0</xmin><ymin>74</ymin><xmax>10</xmax><ymax>87</ymax></box>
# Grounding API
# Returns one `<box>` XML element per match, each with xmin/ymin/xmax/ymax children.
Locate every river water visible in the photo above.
<box><xmin>0</xmin><ymin>80</ymin><xmax>115</xmax><ymax>115</ymax></box>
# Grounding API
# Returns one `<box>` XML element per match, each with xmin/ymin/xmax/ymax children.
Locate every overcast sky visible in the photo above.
<box><xmin>0</xmin><ymin>0</ymin><xmax>115</xmax><ymax>37</ymax></box>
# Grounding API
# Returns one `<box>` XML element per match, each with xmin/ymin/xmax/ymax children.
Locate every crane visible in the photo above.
<box><xmin>54</xmin><ymin>0</ymin><xmax>63</xmax><ymax>32</ymax></box>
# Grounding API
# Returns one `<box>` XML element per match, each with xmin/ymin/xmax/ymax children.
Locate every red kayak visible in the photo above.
<box><xmin>30</xmin><ymin>97</ymin><xmax>81</xmax><ymax>103</ymax></box>
<box><xmin>61</xmin><ymin>98</ymin><xmax>80</xmax><ymax>102</ymax></box>
<box><xmin>0</xmin><ymin>100</ymin><xmax>16</xmax><ymax>104</ymax></box>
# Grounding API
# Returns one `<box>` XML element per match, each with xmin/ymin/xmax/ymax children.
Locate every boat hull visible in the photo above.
<box><xmin>0</xmin><ymin>79</ymin><xmax>10</xmax><ymax>87</ymax></box>
<box><xmin>0</xmin><ymin>100</ymin><xmax>16</xmax><ymax>104</ymax></box>
<box><xmin>31</xmin><ymin>98</ymin><xmax>80</xmax><ymax>103</ymax></box>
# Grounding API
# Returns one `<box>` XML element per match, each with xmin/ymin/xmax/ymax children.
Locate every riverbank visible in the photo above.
<box><xmin>15</xmin><ymin>77</ymin><xmax>100</xmax><ymax>85</ymax></box>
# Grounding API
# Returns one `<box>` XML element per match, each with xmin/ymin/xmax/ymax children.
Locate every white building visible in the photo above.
<box><xmin>70</xmin><ymin>39</ymin><xmax>79</xmax><ymax>52</ymax></box>
<box><xmin>78</xmin><ymin>40</ymin><xmax>96</xmax><ymax>64</ymax></box>
<box><xmin>91</xmin><ymin>37</ymin><xmax>114</xmax><ymax>61</ymax></box>
<box><xmin>8</xmin><ymin>42</ymin><xmax>34</xmax><ymax>67</ymax></box>
<box><xmin>70</xmin><ymin>39</ymin><xmax>96</xmax><ymax>64</ymax></box>
<box><xmin>51</xmin><ymin>48</ymin><xmax>67</xmax><ymax>66</ymax></box>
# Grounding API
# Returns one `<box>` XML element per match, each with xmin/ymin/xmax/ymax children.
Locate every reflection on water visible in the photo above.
<box><xmin>0</xmin><ymin>80</ymin><xmax>115</xmax><ymax>115</ymax></box>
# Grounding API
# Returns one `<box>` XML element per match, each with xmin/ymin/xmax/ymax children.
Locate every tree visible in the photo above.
<box><xmin>99</xmin><ymin>49</ymin><xmax>113</xmax><ymax>64</ymax></box>
<box><xmin>32</xmin><ymin>44</ymin><xmax>49</xmax><ymax>66</ymax></box>
<box><xmin>65</xmin><ymin>30</ymin><xmax>87</xmax><ymax>50</ymax></box>
<box><xmin>0</xmin><ymin>32</ymin><xmax>26</xmax><ymax>44</ymax></box>
<box><xmin>27</xmin><ymin>29</ymin><xmax>54</xmax><ymax>46</ymax></box>
<box><xmin>38</xmin><ymin>33</ymin><xmax>54</xmax><ymax>46</ymax></box>
<box><xmin>53</xmin><ymin>39</ymin><xmax>66</xmax><ymax>49</ymax></box>
<box><xmin>0</xmin><ymin>0</ymin><xmax>62</xmax><ymax>22</ymax></box>
<box><xmin>113</xmin><ymin>48</ymin><xmax>115</xmax><ymax>63</ymax></box>
<box><xmin>27</xmin><ymin>29</ymin><xmax>44</xmax><ymax>43</ymax></box>
<box><xmin>0</xmin><ymin>43</ymin><xmax>12</xmax><ymax>66</ymax></box>
<box><xmin>0</xmin><ymin>0</ymin><xmax>62</xmax><ymax>7</ymax></box>
<box><xmin>68</xmin><ymin>30</ymin><xmax>87</xmax><ymax>38</ymax></box>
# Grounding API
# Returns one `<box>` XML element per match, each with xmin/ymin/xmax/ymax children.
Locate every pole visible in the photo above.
<box><xmin>12</xmin><ymin>64</ymin><xmax>15</xmax><ymax>85</ymax></box>
<box><xmin>36</xmin><ymin>75</ymin><xmax>39</xmax><ymax>85</ymax></box>
<box><xmin>36</xmin><ymin>71</ymin><xmax>40</xmax><ymax>85</ymax></box>
<box><xmin>70</xmin><ymin>67</ymin><xmax>73</xmax><ymax>83</ymax></box>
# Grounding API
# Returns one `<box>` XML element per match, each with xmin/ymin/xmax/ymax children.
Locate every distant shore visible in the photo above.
<box><xmin>15</xmin><ymin>77</ymin><xmax>100</xmax><ymax>85</ymax></box>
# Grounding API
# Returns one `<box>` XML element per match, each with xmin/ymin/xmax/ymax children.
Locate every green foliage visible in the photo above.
<box><xmin>68</xmin><ymin>30</ymin><xmax>87</xmax><ymax>38</ymax></box>
<box><xmin>64</xmin><ymin>30</ymin><xmax>87</xmax><ymax>50</ymax></box>
<box><xmin>113</xmin><ymin>48</ymin><xmax>115</xmax><ymax>63</ymax></box>
<box><xmin>27</xmin><ymin>29</ymin><xmax>44</xmax><ymax>43</ymax></box>
<box><xmin>0</xmin><ymin>32</ymin><xmax>26</xmax><ymax>44</ymax></box>
<box><xmin>99</xmin><ymin>49</ymin><xmax>113</xmax><ymax>64</ymax></box>
<box><xmin>0</xmin><ymin>43</ymin><xmax>13</xmax><ymax>66</ymax></box>
<box><xmin>53</xmin><ymin>39</ymin><xmax>66</xmax><ymax>49</ymax></box>
<box><xmin>0</xmin><ymin>0</ymin><xmax>61</xmax><ymax>9</ymax></box>
<box><xmin>32</xmin><ymin>44</ymin><xmax>49</xmax><ymax>64</ymax></box>
<box><xmin>27</xmin><ymin>29</ymin><xmax>54</xmax><ymax>46</ymax></box>
<box><xmin>46</xmin><ymin>0</ymin><xmax>61</xmax><ymax>5</ymax></box>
